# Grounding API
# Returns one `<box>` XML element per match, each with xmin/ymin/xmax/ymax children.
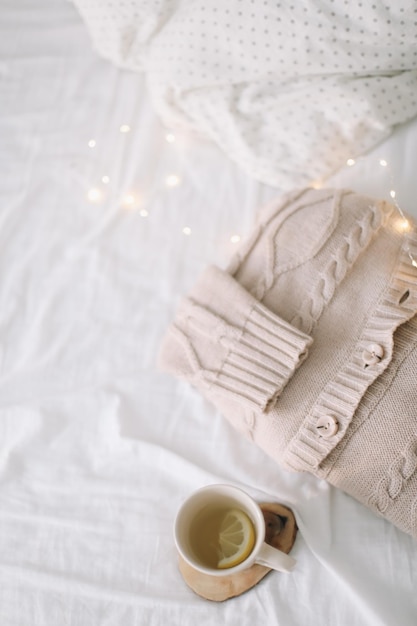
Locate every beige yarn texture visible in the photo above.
<box><xmin>159</xmin><ymin>188</ymin><xmax>417</xmax><ymax>538</ymax></box>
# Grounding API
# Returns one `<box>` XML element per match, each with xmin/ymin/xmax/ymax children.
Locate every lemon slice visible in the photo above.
<box><xmin>217</xmin><ymin>509</ymin><xmax>255</xmax><ymax>569</ymax></box>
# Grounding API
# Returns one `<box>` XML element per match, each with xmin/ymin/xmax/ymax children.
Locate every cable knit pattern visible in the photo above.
<box><xmin>284</xmin><ymin>227</ymin><xmax>417</xmax><ymax>473</ymax></box>
<box><xmin>159</xmin><ymin>188</ymin><xmax>417</xmax><ymax>538</ymax></box>
<box><xmin>369</xmin><ymin>435</ymin><xmax>417</xmax><ymax>514</ymax></box>
<box><xmin>291</xmin><ymin>202</ymin><xmax>389</xmax><ymax>333</ymax></box>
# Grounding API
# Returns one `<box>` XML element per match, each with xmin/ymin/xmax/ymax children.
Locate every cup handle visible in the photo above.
<box><xmin>255</xmin><ymin>542</ymin><xmax>296</xmax><ymax>573</ymax></box>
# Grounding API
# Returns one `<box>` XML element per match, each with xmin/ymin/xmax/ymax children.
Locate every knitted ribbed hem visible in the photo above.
<box><xmin>284</xmin><ymin>228</ymin><xmax>417</xmax><ymax>473</ymax></box>
<box><xmin>158</xmin><ymin>265</ymin><xmax>313</xmax><ymax>412</ymax></box>
<box><xmin>213</xmin><ymin>300</ymin><xmax>313</xmax><ymax>411</ymax></box>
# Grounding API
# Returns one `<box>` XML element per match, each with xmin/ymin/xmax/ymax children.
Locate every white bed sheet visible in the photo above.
<box><xmin>0</xmin><ymin>1</ymin><xmax>416</xmax><ymax>625</ymax></box>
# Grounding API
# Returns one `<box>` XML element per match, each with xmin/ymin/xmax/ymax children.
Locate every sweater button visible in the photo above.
<box><xmin>362</xmin><ymin>343</ymin><xmax>384</xmax><ymax>366</ymax></box>
<box><xmin>316</xmin><ymin>415</ymin><xmax>339</xmax><ymax>438</ymax></box>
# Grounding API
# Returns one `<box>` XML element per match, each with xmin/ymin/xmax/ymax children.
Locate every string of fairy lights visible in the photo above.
<box><xmin>83</xmin><ymin>123</ymin><xmax>416</xmax><ymax>268</ymax></box>
<box><xmin>84</xmin><ymin>123</ymin><xmax>242</xmax><ymax>244</ymax></box>
<box><xmin>342</xmin><ymin>156</ymin><xmax>417</xmax><ymax>268</ymax></box>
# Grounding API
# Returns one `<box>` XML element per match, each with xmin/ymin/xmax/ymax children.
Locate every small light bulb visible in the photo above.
<box><xmin>379</xmin><ymin>159</ymin><xmax>388</xmax><ymax>167</ymax></box>
<box><xmin>122</xmin><ymin>193</ymin><xmax>136</xmax><ymax>207</ymax></box>
<box><xmin>390</xmin><ymin>190</ymin><xmax>396</xmax><ymax>198</ymax></box>
<box><xmin>139</xmin><ymin>209</ymin><xmax>148</xmax><ymax>217</ymax></box>
<box><xmin>230</xmin><ymin>235</ymin><xmax>241</xmax><ymax>243</ymax></box>
<box><xmin>394</xmin><ymin>218</ymin><xmax>411</xmax><ymax>233</ymax></box>
<box><xmin>182</xmin><ymin>226</ymin><xmax>192</xmax><ymax>235</ymax></box>
<box><xmin>311</xmin><ymin>179</ymin><xmax>322</xmax><ymax>189</ymax></box>
<box><xmin>166</xmin><ymin>175</ymin><xmax>181</xmax><ymax>187</ymax></box>
<box><xmin>347</xmin><ymin>158</ymin><xmax>356</xmax><ymax>167</ymax></box>
<box><xmin>87</xmin><ymin>188</ymin><xmax>103</xmax><ymax>203</ymax></box>
<box><xmin>102</xmin><ymin>176</ymin><xmax>110</xmax><ymax>184</ymax></box>
<box><xmin>120</xmin><ymin>124</ymin><xmax>131</xmax><ymax>133</ymax></box>
<box><xmin>88</xmin><ymin>139</ymin><xmax>96</xmax><ymax>148</ymax></box>
<box><xmin>165</xmin><ymin>133</ymin><xmax>176</xmax><ymax>143</ymax></box>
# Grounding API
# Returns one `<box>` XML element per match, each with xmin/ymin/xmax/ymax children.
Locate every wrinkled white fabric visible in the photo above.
<box><xmin>72</xmin><ymin>0</ymin><xmax>417</xmax><ymax>188</ymax></box>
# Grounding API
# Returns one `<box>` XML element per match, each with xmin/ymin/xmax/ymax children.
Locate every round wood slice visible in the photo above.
<box><xmin>178</xmin><ymin>502</ymin><xmax>298</xmax><ymax>602</ymax></box>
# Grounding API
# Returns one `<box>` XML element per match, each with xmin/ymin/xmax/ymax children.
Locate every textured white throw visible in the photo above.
<box><xmin>72</xmin><ymin>0</ymin><xmax>417</xmax><ymax>188</ymax></box>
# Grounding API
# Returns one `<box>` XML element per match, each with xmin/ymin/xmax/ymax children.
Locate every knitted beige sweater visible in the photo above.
<box><xmin>158</xmin><ymin>188</ymin><xmax>417</xmax><ymax>538</ymax></box>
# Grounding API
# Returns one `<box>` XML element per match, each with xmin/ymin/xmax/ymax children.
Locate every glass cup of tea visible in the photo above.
<box><xmin>174</xmin><ymin>484</ymin><xmax>296</xmax><ymax>577</ymax></box>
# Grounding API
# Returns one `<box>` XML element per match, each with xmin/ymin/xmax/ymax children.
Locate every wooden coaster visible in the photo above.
<box><xmin>178</xmin><ymin>502</ymin><xmax>298</xmax><ymax>602</ymax></box>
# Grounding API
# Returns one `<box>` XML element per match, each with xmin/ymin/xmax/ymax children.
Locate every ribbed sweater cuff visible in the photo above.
<box><xmin>158</xmin><ymin>265</ymin><xmax>313</xmax><ymax>412</ymax></box>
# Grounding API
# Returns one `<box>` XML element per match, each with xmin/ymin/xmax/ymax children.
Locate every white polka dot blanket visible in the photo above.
<box><xmin>72</xmin><ymin>0</ymin><xmax>417</xmax><ymax>189</ymax></box>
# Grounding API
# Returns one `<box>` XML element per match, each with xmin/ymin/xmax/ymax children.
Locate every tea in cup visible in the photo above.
<box><xmin>174</xmin><ymin>484</ymin><xmax>296</xmax><ymax>577</ymax></box>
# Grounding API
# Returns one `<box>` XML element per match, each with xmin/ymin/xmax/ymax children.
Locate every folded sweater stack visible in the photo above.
<box><xmin>159</xmin><ymin>188</ymin><xmax>417</xmax><ymax>538</ymax></box>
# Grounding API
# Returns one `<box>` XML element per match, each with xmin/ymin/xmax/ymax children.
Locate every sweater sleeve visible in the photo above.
<box><xmin>158</xmin><ymin>265</ymin><xmax>313</xmax><ymax>413</ymax></box>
